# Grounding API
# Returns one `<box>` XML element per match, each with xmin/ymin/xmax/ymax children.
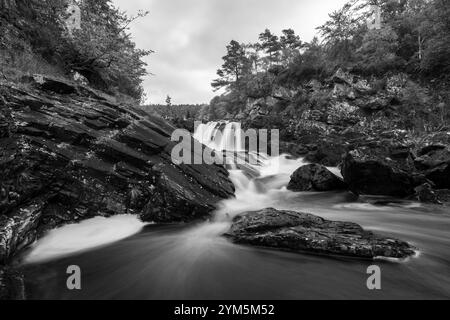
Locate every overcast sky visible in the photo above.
<box><xmin>112</xmin><ymin>0</ymin><xmax>348</xmax><ymax>104</ymax></box>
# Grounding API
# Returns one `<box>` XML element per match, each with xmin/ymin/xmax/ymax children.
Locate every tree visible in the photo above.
<box><xmin>280</xmin><ymin>29</ymin><xmax>302</xmax><ymax>50</ymax></box>
<box><xmin>355</xmin><ymin>26</ymin><xmax>403</xmax><ymax>74</ymax></box>
<box><xmin>259</xmin><ymin>29</ymin><xmax>282</xmax><ymax>66</ymax></box>
<box><xmin>245</xmin><ymin>43</ymin><xmax>262</xmax><ymax>73</ymax></box>
<box><xmin>317</xmin><ymin>0</ymin><xmax>366</xmax><ymax>65</ymax></box>
<box><xmin>59</xmin><ymin>0</ymin><xmax>152</xmax><ymax>99</ymax></box>
<box><xmin>165</xmin><ymin>95</ymin><xmax>172</xmax><ymax>107</ymax></box>
<box><xmin>211</xmin><ymin>40</ymin><xmax>251</xmax><ymax>91</ymax></box>
<box><xmin>419</xmin><ymin>0</ymin><xmax>450</xmax><ymax>76</ymax></box>
<box><xmin>280</xmin><ymin>29</ymin><xmax>303</xmax><ymax>65</ymax></box>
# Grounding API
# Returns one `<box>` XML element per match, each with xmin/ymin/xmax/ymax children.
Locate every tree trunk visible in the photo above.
<box><xmin>418</xmin><ymin>33</ymin><xmax>423</xmax><ymax>61</ymax></box>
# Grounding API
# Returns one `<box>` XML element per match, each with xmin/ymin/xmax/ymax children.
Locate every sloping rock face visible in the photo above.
<box><xmin>0</xmin><ymin>75</ymin><xmax>235</xmax><ymax>263</ymax></box>
<box><xmin>226</xmin><ymin>208</ymin><xmax>416</xmax><ymax>260</ymax></box>
<box><xmin>287</xmin><ymin>164</ymin><xmax>347</xmax><ymax>192</ymax></box>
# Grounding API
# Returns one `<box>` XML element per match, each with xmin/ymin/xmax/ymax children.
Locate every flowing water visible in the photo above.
<box><xmin>18</xmin><ymin>122</ymin><xmax>450</xmax><ymax>300</ymax></box>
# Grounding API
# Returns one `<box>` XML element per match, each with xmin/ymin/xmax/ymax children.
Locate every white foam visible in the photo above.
<box><xmin>24</xmin><ymin>215</ymin><xmax>148</xmax><ymax>264</ymax></box>
<box><xmin>332</xmin><ymin>203</ymin><xmax>391</xmax><ymax>211</ymax></box>
<box><xmin>374</xmin><ymin>250</ymin><xmax>421</xmax><ymax>263</ymax></box>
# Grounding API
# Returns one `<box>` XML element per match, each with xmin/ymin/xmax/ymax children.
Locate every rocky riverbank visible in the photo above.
<box><xmin>202</xmin><ymin>69</ymin><xmax>450</xmax><ymax>202</ymax></box>
<box><xmin>0</xmin><ymin>75</ymin><xmax>235</xmax><ymax>265</ymax></box>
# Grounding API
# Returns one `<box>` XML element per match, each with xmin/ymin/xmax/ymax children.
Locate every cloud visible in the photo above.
<box><xmin>112</xmin><ymin>0</ymin><xmax>348</xmax><ymax>104</ymax></box>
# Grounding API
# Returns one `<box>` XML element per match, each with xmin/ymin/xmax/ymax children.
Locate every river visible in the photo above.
<box><xmin>17</xmin><ymin>122</ymin><xmax>450</xmax><ymax>300</ymax></box>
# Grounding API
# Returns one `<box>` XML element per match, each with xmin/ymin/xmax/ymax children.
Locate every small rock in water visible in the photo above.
<box><xmin>288</xmin><ymin>164</ymin><xmax>347</xmax><ymax>192</ymax></box>
<box><xmin>225</xmin><ymin>208</ymin><xmax>416</xmax><ymax>260</ymax></box>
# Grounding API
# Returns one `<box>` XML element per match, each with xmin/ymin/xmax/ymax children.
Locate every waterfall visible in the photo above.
<box><xmin>193</xmin><ymin>122</ymin><xmax>308</xmax><ymax>220</ymax></box>
<box><xmin>193</xmin><ymin>122</ymin><xmax>244</xmax><ymax>152</ymax></box>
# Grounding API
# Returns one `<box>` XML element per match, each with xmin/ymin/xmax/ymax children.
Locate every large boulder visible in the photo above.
<box><xmin>341</xmin><ymin>145</ymin><xmax>424</xmax><ymax>197</ymax></box>
<box><xmin>287</xmin><ymin>164</ymin><xmax>347</xmax><ymax>192</ymax></box>
<box><xmin>0</xmin><ymin>75</ymin><xmax>235</xmax><ymax>262</ymax></box>
<box><xmin>415</xmin><ymin>145</ymin><xmax>450</xmax><ymax>189</ymax></box>
<box><xmin>225</xmin><ymin>208</ymin><xmax>416</xmax><ymax>259</ymax></box>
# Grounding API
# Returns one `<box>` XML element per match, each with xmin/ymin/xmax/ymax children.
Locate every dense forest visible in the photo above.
<box><xmin>204</xmin><ymin>0</ymin><xmax>450</xmax><ymax>133</ymax></box>
<box><xmin>0</xmin><ymin>0</ymin><xmax>150</xmax><ymax>101</ymax></box>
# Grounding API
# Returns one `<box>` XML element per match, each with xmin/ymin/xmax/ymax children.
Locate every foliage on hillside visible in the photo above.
<box><xmin>207</xmin><ymin>0</ymin><xmax>450</xmax><ymax>131</ymax></box>
<box><xmin>0</xmin><ymin>0</ymin><xmax>151</xmax><ymax>101</ymax></box>
<box><xmin>143</xmin><ymin>104</ymin><xmax>204</xmax><ymax>121</ymax></box>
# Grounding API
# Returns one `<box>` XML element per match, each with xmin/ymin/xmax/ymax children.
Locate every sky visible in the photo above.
<box><xmin>112</xmin><ymin>0</ymin><xmax>348</xmax><ymax>105</ymax></box>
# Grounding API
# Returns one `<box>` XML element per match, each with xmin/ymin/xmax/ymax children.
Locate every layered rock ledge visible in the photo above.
<box><xmin>225</xmin><ymin>208</ymin><xmax>416</xmax><ymax>260</ymax></box>
<box><xmin>0</xmin><ymin>75</ymin><xmax>235</xmax><ymax>263</ymax></box>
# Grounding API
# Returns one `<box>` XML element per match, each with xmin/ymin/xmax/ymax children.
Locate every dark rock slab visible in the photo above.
<box><xmin>0</xmin><ymin>75</ymin><xmax>235</xmax><ymax>263</ymax></box>
<box><xmin>225</xmin><ymin>208</ymin><xmax>416</xmax><ymax>260</ymax></box>
<box><xmin>287</xmin><ymin>164</ymin><xmax>347</xmax><ymax>192</ymax></box>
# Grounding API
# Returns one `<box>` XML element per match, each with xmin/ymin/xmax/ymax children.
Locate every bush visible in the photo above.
<box><xmin>353</xmin><ymin>27</ymin><xmax>404</xmax><ymax>76</ymax></box>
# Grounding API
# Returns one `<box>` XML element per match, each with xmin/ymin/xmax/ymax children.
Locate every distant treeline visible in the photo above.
<box><xmin>143</xmin><ymin>104</ymin><xmax>205</xmax><ymax>120</ymax></box>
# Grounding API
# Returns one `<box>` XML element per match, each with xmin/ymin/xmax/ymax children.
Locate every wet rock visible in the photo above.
<box><xmin>287</xmin><ymin>164</ymin><xmax>347</xmax><ymax>192</ymax></box>
<box><xmin>414</xmin><ymin>145</ymin><xmax>450</xmax><ymax>189</ymax></box>
<box><xmin>0</xmin><ymin>75</ymin><xmax>235</xmax><ymax>261</ymax></box>
<box><xmin>303</xmin><ymin>138</ymin><xmax>348</xmax><ymax>167</ymax></box>
<box><xmin>436</xmin><ymin>190</ymin><xmax>450</xmax><ymax>205</ymax></box>
<box><xmin>415</xmin><ymin>145</ymin><xmax>450</xmax><ymax>170</ymax></box>
<box><xmin>226</xmin><ymin>208</ymin><xmax>416</xmax><ymax>259</ymax></box>
<box><xmin>0</xmin><ymin>201</ymin><xmax>43</xmax><ymax>263</ymax></box>
<box><xmin>341</xmin><ymin>146</ymin><xmax>423</xmax><ymax>197</ymax></box>
<box><xmin>414</xmin><ymin>183</ymin><xmax>441</xmax><ymax>204</ymax></box>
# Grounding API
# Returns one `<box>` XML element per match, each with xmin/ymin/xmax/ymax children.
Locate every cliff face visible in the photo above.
<box><xmin>0</xmin><ymin>75</ymin><xmax>235</xmax><ymax>264</ymax></box>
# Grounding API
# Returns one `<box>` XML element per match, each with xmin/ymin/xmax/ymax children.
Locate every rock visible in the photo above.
<box><xmin>0</xmin><ymin>75</ymin><xmax>235</xmax><ymax>261</ymax></box>
<box><xmin>0</xmin><ymin>267</ymin><xmax>25</xmax><ymax>300</ymax></box>
<box><xmin>413</xmin><ymin>145</ymin><xmax>450</xmax><ymax>189</ymax></box>
<box><xmin>225</xmin><ymin>208</ymin><xmax>416</xmax><ymax>259</ymax></box>
<box><xmin>341</xmin><ymin>146</ymin><xmax>423</xmax><ymax>197</ymax></box>
<box><xmin>415</xmin><ymin>145</ymin><xmax>450</xmax><ymax>170</ymax></box>
<box><xmin>0</xmin><ymin>201</ymin><xmax>43</xmax><ymax>263</ymax></box>
<box><xmin>414</xmin><ymin>183</ymin><xmax>441</xmax><ymax>204</ymax></box>
<box><xmin>355</xmin><ymin>95</ymin><xmax>392</xmax><ymax>113</ymax></box>
<box><xmin>436</xmin><ymin>189</ymin><xmax>450</xmax><ymax>205</ymax></box>
<box><xmin>425</xmin><ymin>164</ymin><xmax>450</xmax><ymax>189</ymax></box>
<box><xmin>272</xmin><ymin>86</ymin><xmax>295</xmax><ymax>101</ymax></box>
<box><xmin>24</xmin><ymin>74</ymin><xmax>78</xmax><ymax>94</ymax></box>
<box><xmin>330</xmin><ymin>69</ymin><xmax>354</xmax><ymax>86</ymax></box>
<box><xmin>326</xmin><ymin>102</ymin><xmax>360</xmax><ymax>126</ymax></box>
<box><xmin>332</xmin><ymin>84</ymin><xmax>357</xmax><ymax>100</ymax></box>
<box><xmin>287</xmin><ymin>164</ymin><xmax>347</xmax><ymax>192</ymax></box>
<box><xmin>304</xmin><ymin>138</ymin><xmax>347</xmax><ymax>167</ymax></box>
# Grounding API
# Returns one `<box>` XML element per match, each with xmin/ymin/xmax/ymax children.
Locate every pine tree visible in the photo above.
<box><xmin>211</xmin><ymin>40</ymin><xmax>251</xmax><ymax>91</ymax></box>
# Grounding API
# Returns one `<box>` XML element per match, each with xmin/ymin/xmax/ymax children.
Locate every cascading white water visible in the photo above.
<box><xmin>23</xmin><ymin>122</ymin><xmax>332</xmax><ymax>264</ymax></box>
<box><xmin>194</xmin><ymin>121</ymin><xmax>307</xmax><ymax>221</ymax></box>
<box><xmin>194</xmin><ymin>122</ymin><xmax>245</xmax><ymax>152</ymax></box>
